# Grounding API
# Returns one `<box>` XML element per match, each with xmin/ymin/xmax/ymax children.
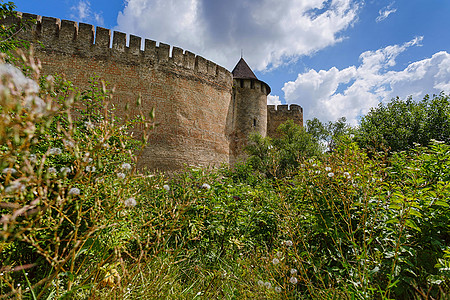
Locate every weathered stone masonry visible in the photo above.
<box><xmin>8</xmin><ymin>13</ymin><xmax>303</xmax><ymax>171</ymax></box>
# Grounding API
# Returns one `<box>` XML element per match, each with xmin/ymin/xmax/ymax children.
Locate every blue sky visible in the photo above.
<box><xmin>14</xmin><ymin>0</ymin><xmax>450</xmax><ymax>124</ymax></box>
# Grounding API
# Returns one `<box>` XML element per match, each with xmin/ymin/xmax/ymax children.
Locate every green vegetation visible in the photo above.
<box><xmin>355</xmin><ymin>93</ymin><xmax>450</xmax><ymax>153</ymax></box>
<box><xmin>1</xmin><ymin>3</ymin><xmax>450</xmax><ymax>299</ymax></box>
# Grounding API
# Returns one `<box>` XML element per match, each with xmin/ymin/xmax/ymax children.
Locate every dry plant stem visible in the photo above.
<box><xmin>67</xmin><ymin>202</ymin><xmax>83</xmax><ymax>291</ymax></box>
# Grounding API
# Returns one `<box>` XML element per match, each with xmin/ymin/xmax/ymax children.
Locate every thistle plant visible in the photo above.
<box><xmin>0</xmin><ymin>49</ymin><xmax>154</xmax><ymax>299</ymax></box>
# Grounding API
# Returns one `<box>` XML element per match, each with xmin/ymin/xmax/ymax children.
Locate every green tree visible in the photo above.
<box><xmin>246</xmin><ymin>119</ymin><xmax>322</xmax><ymax>177</ymax></box>
<box><xmin>355</xmin><ymin>93</ymin><xmax>450</xmax><ymax>153</ymax></box>
<box><xmin>0</xmin><ymin>1</ymin><xmax>34</xmax><ymax>60</ymax></box>
<box><xmin>306</xmin><ymin>116</ymin><xmax>352</xmax><ymax>152</ymax></box>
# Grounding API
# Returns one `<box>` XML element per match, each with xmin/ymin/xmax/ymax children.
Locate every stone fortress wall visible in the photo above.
<box><xmin>7</xmin><ymin>13</ymin><xmax>303</xmax><ymax>171</ymax></box>
<box><xmin>267</xmin><ymin>105</ymin><xmax>304</xmax><ymax>138</ymax></box>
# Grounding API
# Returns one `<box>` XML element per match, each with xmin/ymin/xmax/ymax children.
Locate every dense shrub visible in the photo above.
<box><xmin>246</xmin><ymin>119</ymin><xmax>322</xmax><ymax>177</ymax></box>
<box><xmin>355</xmin><ymin>93</ymin><xmax>450</xmax><ymax>153</ymax></box>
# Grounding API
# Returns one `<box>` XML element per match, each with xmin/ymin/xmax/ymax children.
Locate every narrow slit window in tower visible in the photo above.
<box><xmin>251</xmin><ymin>80</ymin><xmax>255</xmax><ymax>89</ymax></box>
<box><xmin>240</xmin><ymin>79</ymin><xmax>244</xmax><ymax>88</ymax></box>
<box><xmin>253</xmin><ymin>118</ymin><xmax>257</xmax><ymax>127</ymax></box>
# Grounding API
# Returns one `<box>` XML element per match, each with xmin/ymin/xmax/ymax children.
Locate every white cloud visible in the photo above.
<box><xmin>376</xmin><ymin>2</ymin><xmax>397</xmax><ymax>22</ymax></box>
<box><xmin>71</xmin><ymin>0</ymin><xmax>104</xmax><ymax>26</ymax></box>
<box><xmin>115</xmin><ymin>0</ymin><xmax>359</xmax><ymax>71</ymax></box>
<box><xmin>283</xmin><ymin>38</ymin><xmax>450</xmax><ymax>125</ymax></box>
<box><xmin>267</xmin><ymin>94</ymin><xmax>282</xmax><ymax>106</ymax></box>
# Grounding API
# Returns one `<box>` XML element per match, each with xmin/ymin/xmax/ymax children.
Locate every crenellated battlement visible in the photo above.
<box><xmin>267</xmin><ymin>104</ymin><xmax>303</xmax><ymax>113</ymax></box>
<box><xmin>9</xmin><ymin>12</ymin><xmax>232</xmax><ymax>87</ymax></box>
<box><xmin>3</xmin><ymin>11</ymin><xmax>304</xmax><ymax>170</ymax></box>
<box><xmin>267</xmin><ymin>104</ymin><xmax>304</xmax><ymax>137</ymax></box>
<box><xmin>233</xmin><ymin>77</ymin><xmax>271</xmax><ymax>95</ymax></box>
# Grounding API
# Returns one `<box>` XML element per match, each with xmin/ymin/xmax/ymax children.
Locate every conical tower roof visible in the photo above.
<box><xmin>232</xmin><ymin>58</ymin><xmax>258</xmax><ymax>80</ymax></box>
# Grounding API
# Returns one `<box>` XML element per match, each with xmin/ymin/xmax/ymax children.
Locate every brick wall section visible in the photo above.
<box><xmin>12</xmin><ymin>13</ymin><xmax>233</xmax><ymax>171</ymax></box>
<box><xmin>267</xmin><ymin>104</ymin><xmax>304</xmax><ymax>138</ymax></box>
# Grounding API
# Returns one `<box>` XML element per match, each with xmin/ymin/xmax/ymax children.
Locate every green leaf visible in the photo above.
<box><xmin>405</xmin><ymin>219</ymin><xmax>421</xmax><ymax>232</ymax></box>
<box><xmin>408</xmin><ymin>209</ymin><xmax>422</xmax><ymax>218</ymax></box>
<box><xmin>434</xmin><ymin>200</ymin><xmax>450</xmax><ymax>208</ymax></box>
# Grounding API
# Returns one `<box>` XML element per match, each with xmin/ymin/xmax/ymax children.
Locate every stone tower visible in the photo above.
<box><xmin>231</xmin><ymin>58</ymin><xmax>271</xmax><ymax>162</ymax></box>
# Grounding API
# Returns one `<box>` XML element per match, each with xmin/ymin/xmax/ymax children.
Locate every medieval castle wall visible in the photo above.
<box><xmin>7</xmin><ymin>13</ymin><xmax>303</xmax><ymax>171</ymax></box>
<box><xmin>267</xmin><ymin>104</ymin><xmax>304</xmax><ymax>137</ymax></box>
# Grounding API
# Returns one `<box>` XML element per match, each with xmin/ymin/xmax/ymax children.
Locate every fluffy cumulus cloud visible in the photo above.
<box><xmin>267</xmin><ymin>94</ymin><xmax>282</xmax><ymax>106</ymax></box>
<box><xmin>283</xmin><ymin>37</ymin><xmax>450</xmax><ymax>124</ymax></box>
<box><xmin>71</xmin><ymin>0</ymin><xmax>104</xmax><ymax>26</ymax></box>
<box><xmin>116</xmin><ymin>0</ymin><xmax>359</xmax><ymax>70</ymax></box>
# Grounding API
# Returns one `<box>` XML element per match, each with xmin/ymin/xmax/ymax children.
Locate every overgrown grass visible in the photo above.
<box><xmin>1</xmin><ymin>51</ymin><xmax>449</xmax><ymax>299</ymax></box>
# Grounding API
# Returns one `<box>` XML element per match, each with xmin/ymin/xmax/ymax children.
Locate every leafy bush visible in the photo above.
<box><xmin>246</xmin><ymin>119</ymin><xmax>322</xmax><ymax>177</ymax></box>
<box><xmin>306</xmin><ymin>116</ymin><xmax>352</xmax><ymax>152</ymax></box>
<box><xmin>355</xmin><ymin>93</ymin><xmax>450</xmax><ymax>153</ymax></box>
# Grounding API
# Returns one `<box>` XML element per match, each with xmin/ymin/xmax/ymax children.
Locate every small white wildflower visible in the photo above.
<box><xmin>29</xmin><ymin>154</ymin><xmax>37</xmax><ymax>163</ymax></box>
<box><xmin>163</xmin><ymin>184</ymin><xmax>170</xmax><ymax>191</ymax></box>
<box><xmin>17</xmin><ymin>283</ymin><xmax>20</xmax><ymax>287</ymax></box>
<box><xmin>275</xmin><ymin>286</ymin><xmax>282</xmax><ymax>293</ymax></box>
<box><xmin>5</xmin><ymin>181</ymin><xmax>25</xmax><ymax>193</ymax></box>
<box><xmin>117</xmin><ymin>172</ymin><xmax>126</xmax><ymax>179</ymax></box>
<box><xmin>312</xmin><ymin>163</ymin><xmax>317</xmax><ymax>167</ymax></box>
<box><xmin>60</xmin><ymin>167</ymin><xmax>71</xmax><ymax>174</ymax></box>
<box><xmin>325</xmin><ymin>167</ymin><xmax>332</xmax><ymax>171</ymax></box>
<box><xmin>327</xmin><ymin>172</ymin><xmax>335</xmax><ymax>178</ymax></box>
<box><xmin>48</xmin><ymin>167</ymin><xmax>57</xmax><ymax>174</ymax></box>
<box><xmin>276</xmin><ymin>252</ymin><xmax>282</xmax><ymax>258</ymax></box>
<box><xmin>202</xmin><ymin>183</ymin><xmax>211</xmax><ymax>190</ymax></box>
<box><xmin>264</xmin><ymin>282</ymin><xmax>272</xmax><ymax>289</ymax></box>
<box><xmin>85</xmin><ymin>166</ymin><xmax>96</xmax><ymax>172</ymax></box>
<box><xmin>289</xmin><ymin>276</ymin><xmax>298</xmax><ymax>284</ymax></box>
<box><xmin>49</xmin><ymin>147</ymin><xmax>62</xmax><ymax>155</ymax></box>
<box><xmin>272</xmin><ymin>258</ymin><xmax>280</xmax><ymax>265</ymax></box>
<box><xmin>23</xmin><ymin>96</ymin><xmax>47</xmax><ymax>115</ymax></box>
<box><xmin>84</xmin><ymin>121</ymin><xmax>94</xmax><ymax>129</ymax></box>
<box><xmin>63</xmin><ymin>140</ymin><xmax>75</xmax><ymax>148</ymax></box>
<box><xmin>257</xmin><ymin>280</ymin><xmax>264</xmax><ymax>287</ymax></box>
<box><xmin>300</xmin><ymin>164</ymin><xmax>305</xmax><ymax>168</ymax></box>
<box><xmin>121</xmin><ymin>163</ymin><xmax>132</xmax><ymax>171</ymax></box>
<box><xmin>0</xmin><ymin>64</ymin><xmax>39</xmax><ymax>94</ymax></box>
<box><xmin>284</xmin><ymin>240</ymin><xmax>293</xmax><ymax>247</ymax></box>
<box><xmin>2</xmin><ymin>167</ymin><xmax>17</xmax><ymax>175</ymax></box>
<box><xmin>290</xmin><ymin>268</ymin><xmax>298</xmax><ymax>275</ymax></box>
<box><xmin>344</xmin><ymin>172</ymin><xmax>351</xmax><ymax>179</ymax></box>
<box><xmin>68</xmin><ymin>187</ymin><xmax>80</xmax><ymax>196</ymax></box>
<box><xmin>124</xmin><ymin>197</ymin><xmax>137</xmax><ymax>208</ymax></box>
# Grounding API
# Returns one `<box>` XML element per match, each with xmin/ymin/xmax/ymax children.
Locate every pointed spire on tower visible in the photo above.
<box><xmin>232</xmin><ymin>58</ymin><xmax>258</xmax><ymax>80</ymax></box>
